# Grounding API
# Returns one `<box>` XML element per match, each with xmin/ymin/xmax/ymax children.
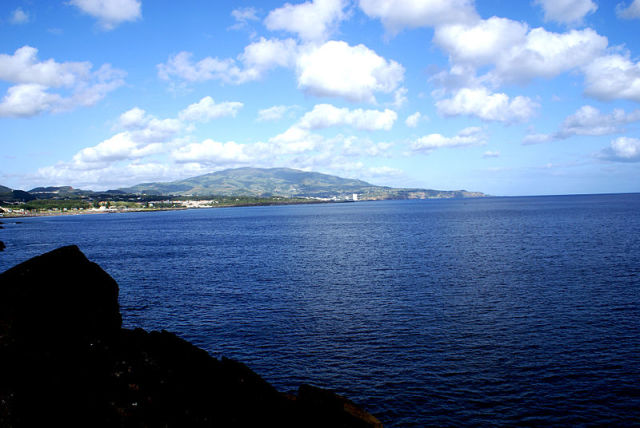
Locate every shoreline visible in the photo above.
<box><xmin>0</xmin><ymin>199</ymin><xmax>354</xmax><ymax>219</ymax></box>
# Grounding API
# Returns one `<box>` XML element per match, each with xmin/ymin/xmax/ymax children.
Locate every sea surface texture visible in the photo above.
<box><xmin>1</xmin><ymin>194</ymin><xmax>639</xmax><ymax>426</ymax></box>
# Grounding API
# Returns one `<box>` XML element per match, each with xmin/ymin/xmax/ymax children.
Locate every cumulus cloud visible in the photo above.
<box><xmin>159</xmin><ymin>37</ymin><xmax>403</xmax><ymax>105</ymax></box>
<box><xmin>240</xmin><ymin>37</ymin><xmax>299</xmax><ymax>79</ymax></box>
<box><xmin>616</xmin><ymin>0</ymin><xmax>640</xmax><ymax>19</ymax></box>
<box><xmin>0</xmin><ymin>46</ymin><xmax>124</xmax><ymax>117</ymax></box>
<box><xmin>34</xmin><ymin>95</ymin><xmax>251</xmax><ymax>188</ymax></box>
<box><xmin>358</xmin><ymin>0</ymin><xmax>478</xmax><ymax>34</ymax></box>
<box><xmin>68</xmin><ymin>97</ymin><xmax>246</xmax><ymax>168</ymax></box>
<box><xmin>35</xmin><ymin>161</ymin><xmax>203</xmax><ymax>190</ymax></box>
<box><xmin>68</xmin><ymin>0</ymin><xmax>141</xmax><ymax>30</ymax></box>
<box><xmin>534</xmin><ymin>0</ymin><xmax>597</xmax><ymax>25</ymax></box>
<box><xmin>264</xmin><ymin>0</ymin><xmax>349</xmax><ymax>41</ymax></box>
<box><xmin>296</xmin><ymin>104</ymin><xmax>397</xmax><ymax>131</ymax></box>
<box><xmin>0</xmin><ymin>84</ymin><xmax>61</xmax><ymax>118</ymax></box>
<box><xmin>434</xmin><ymin>22</ymin><xmax>607</xmax><ymax>85</ymax></box>
<box><xmin>268</xmin><ymin>127</ymin><xmax>323</xmax><ymax>154</ymax></box>
<box><xmin>0</xmin><ymin>45</ymin><xmax>92</xmax><ymax>87</ymax></box>
<box><xmin>178</xmin><ymin>96</ymin><xmax>243</xmax><ymax>122</ymax></box>
<box><xmin>436</xmin><ymin>87</ymin><xmax>538</xmax><ymax>122</ymax></box>
<box><xmin>600</xmin><ymin>137</ymin><xmax>640</xmax><ymax>162</ymax></box>
<box><xmin>405</xmin><ymin>112</ymin><xmax>422</xmax><ymax>128</ymax></box>
<box><xmin>72</xmin><ymin>133</ymin><xmax>164</xmax><ymax>166</ymax></box>
<box><xmin>172</xmin><ymin>140</ymin><xmax>250</xmax><ymax>165</ymax></box>
<box><xmin>10</xmin><ymin>8</ymin><xmax>30</xmax><ymax>24</ymax></box>
<box><xmin>582</xmin><ymin>54</ymin><xmax>640</xmax><ymax>102</ymax></box>
<box><xmin>158</xmin><ymin>38</ymin><xmax>297</xmax><ymax>85</ymax></box>
<box><xmin>411</xmin><ymin>126</ymin><xmax>486</xmax><ymax>153</ymax></box>
<box><xmin>525</xmin><ymin>106</ymin><xmax>640</xmax><ymax>144</ymax></box>
<box><xmin>557</xmin><ymin>105</ymin><xmax>640</xmax><ymax>137</ymax></box>
<box><xmin>296</xmin><ymin>41</ymin><xmax>404</xmax><ymax>103</ymax></box>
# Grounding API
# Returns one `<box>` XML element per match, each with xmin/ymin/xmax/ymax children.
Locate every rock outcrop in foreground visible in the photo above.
<box><xmin>0</xmin><ymin>246</ymin><xmax>382</xmax><ymax>427</ymax></box>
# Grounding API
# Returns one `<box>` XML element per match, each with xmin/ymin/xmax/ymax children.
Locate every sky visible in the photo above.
<box><xmin>1</xmin><ymin>0</ymin><xmax>640</xmax><ymax>196</ymax></box>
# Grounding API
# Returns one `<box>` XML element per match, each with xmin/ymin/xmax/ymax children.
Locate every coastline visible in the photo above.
<box><xmin>0</xmin><ymin>198</ymin><xmax>354</xmax><ymax>219</ymax></box>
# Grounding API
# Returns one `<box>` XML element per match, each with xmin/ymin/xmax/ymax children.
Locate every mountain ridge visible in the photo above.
<box><xmin>119</xmin><ymin>167</ymin><xmax>485</xmax><ymax>199</ymax></box>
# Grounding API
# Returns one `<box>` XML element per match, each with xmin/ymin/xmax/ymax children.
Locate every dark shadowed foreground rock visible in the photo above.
<box><xmin>0</xmin><ymin>246</ymin><xmax>382</xmax><ymax>427</ymax></box>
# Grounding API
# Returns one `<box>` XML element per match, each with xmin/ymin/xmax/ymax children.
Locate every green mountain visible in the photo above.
<box><xmin>120</xmin><ymin>167</ymin><xmax>485</xmax><ymax>199</ymax></box>
<box><xmin>0</xmin><ymin>185</ymin><xmax>36</xmax><ymax>202</ymax></box>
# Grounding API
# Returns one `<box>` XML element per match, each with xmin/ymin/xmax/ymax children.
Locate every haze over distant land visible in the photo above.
<box><xmin>1</xmin><ymin>1</ymin><xmax>640</xmax><ymax>196</ymax></box>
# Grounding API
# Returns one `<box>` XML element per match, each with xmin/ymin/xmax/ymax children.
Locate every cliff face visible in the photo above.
<box><xmin>0</xmin><ymin>246</ymin><xmax>382</xmax><ymax>427</ymax></box>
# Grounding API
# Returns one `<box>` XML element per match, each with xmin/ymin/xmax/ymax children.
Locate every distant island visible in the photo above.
<box><xmin>0</xmin><ymin>167</ymin><xmax>486</xmax><ymax>217</ymax></box>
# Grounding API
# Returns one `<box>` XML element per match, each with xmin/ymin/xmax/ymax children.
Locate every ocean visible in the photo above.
<box><xmin>1</xmin><ymin>194</ymin><xmax>639</xmax><ymax>426</ymax></box>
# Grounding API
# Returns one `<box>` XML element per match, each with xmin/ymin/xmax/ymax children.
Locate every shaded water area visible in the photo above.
<box><xmin>1</xmin><ymin>194</ymin><xmax>639</xmax><ymax>426</ymax></box>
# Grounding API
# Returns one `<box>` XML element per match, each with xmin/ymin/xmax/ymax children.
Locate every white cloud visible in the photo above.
<box><xmin>114</xmin><ymin>108</ymin><xmax>182</xmax><ymax>143</ymax></box>
<box><xmin>158</xmin><ymin>38</ymin><xmax>297</xmax><ymax>85</ymax></box>
<box><xmin>405</xmin><ymin>112</ymin><xmax>422</xmax><ymax>128</ymax></box>
<box><xmin>340</xmin><ymin>136</ymin><xmax>393</xmax><ymax>157</ymax></box>
<box><xmin>0</xmin><ymin>46</ymin><xmax>91</xmax><ymax>87</ymax></box>
<box><xmin>172</xmin><ymin>140</ymin><xmax>250</xmax><ymax>165</ymax></box>
<box><xmin>231</xmin><ymin>7</ymin><xmax>259</xmax><ymax>24</ymax></box>
<box><xmin>119</xmin><ymin>107</ymin><xmax>148</xmax><ymax>129</ymax></box>
<box><xmin>525</xmin><ymin>105</ymin><xmax>640</xmax><ymax>144</ymax></box>
<box><xmin>35</xmin><ymin>161</ymin><xmax>203</xmax><ymax>190</ymax></box>
<box><xmin>72</xmin><ymin>132</ymin><xmax>164</xmax><ymax>166</ymax></box>
<box><xmin>296</xmin><ymin>41</ymin><xmax>404</xmax><ymax>103</ymax></box>
<box><xmin>436</xmin><ymin>87</ymin><xmax>538</xmax><ymax>122</ymax></box>
<box><xmin>68</xmin><ymin>0</ymin><xmax>141</xmax><ymax>30</ymax></box>
<box><xmin>434</xmin><ymin>17</ymin><xmax>528</xmax><ymax>68</ymax></box>
<box><xmin>239</xmin><ymin>37</ymin><xmax>299</xmax><ymax>79</ymax></box>
<box><xmin>297</xmin><ymin>104</ymin><xmax>397</xmax><ymax>131</ymax></box>
<box><xmin>257</xmin><ymin>105</ymin><xmax>295</xmax><ymax>121</ymax></box>
<box><xmin>583</xmin><ymin>54</ymin><xmax>640</xmax><ymax>102</ymax></box>
<box><xmin>600</xmin><ymin>137</ymin><xmax>640</xmax><ymax>162</ymax></box>
<box><xmin>178</xmin><ymin>96</ymin><xmax>243</xmax><ymax>122</ymax></box>
<box><xmin>411</xmin><ymin>126</ymin><xmax>486</xmax><ymax>153</ymax></box>
<box><xmin>0</xmin><ymin>46</ymin><xmax>124</xmax><ymax>117</ymax></box>
<box><xmin>522</xmin><ymin>133</ymin><xmax>554</xmax><ymax>145</ymax></box>
<box><xmin>483</xmin><ymin>150</ymin><xmax>500</xmax><ymax>158</ymax></box>
<box><xmin>34</xmin><ymin>95</ymin><xmax>251</xmax><ymax>186</ymax></box>
<box><xmin>557</xmin><ymin>105</ymin><xmax>640</xmax><ymax>137</ymax></box>
<box><xmin>158</xmin><ymin>39</ymin><xmax>402</xmax><ymax>105</ymax></box>
<box><xmin>392</xmin><ymin>87</ymin><xmax>408</xmax><ymax>108</ymax></box>
<box><xmin>616</xmin><ymin>0</ymin><xmax>640</xmax><ymax>19</ymax></box>
<box><xmin>358</xmin><ymin>0</ymin><xmax>478</xmax><ymax>34</ymax></box>
<box><xmin>157</xmin><ymin>52</ymin><xmax>241</xmax><ymax>84</ymax></box>
<box><xmin>0</xmin><ymin>84</ymin><xmax>61</xmax><ymax>118</ymax></box>
<box><xmin>264</xmin><ymin>0</ymin><xmax>348</xmax><ymax>42</ymax></box>
<box><xmin>268</xmin><ymin>127</ymin><xmax>322</xmax><ymax>154</ymax></box>
<box><xmin>10</xmin><ymin>8</ymin><xmax>30</xmax><ymax>24</ymax></box>
<box><xmin>534</xmin><ymin>0</ymin><xmax>597</xmax><ymax>25</ymax></box>
<box><xmin>434</xmin><ymin>22</ymin><xmax>608</xmax><ymax>85</ymax></box>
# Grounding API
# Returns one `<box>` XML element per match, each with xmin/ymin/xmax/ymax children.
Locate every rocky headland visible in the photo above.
<box><xmin>0</xmin><ymin>246</ymin><xmax>382</xmax><ymax>427</ymax></box>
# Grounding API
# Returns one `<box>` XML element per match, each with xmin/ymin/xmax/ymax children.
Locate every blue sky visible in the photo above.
<box><xmin>1</xmin><ymin>0</ymin><xmax>640</xmax><ymax>196</ymax></box>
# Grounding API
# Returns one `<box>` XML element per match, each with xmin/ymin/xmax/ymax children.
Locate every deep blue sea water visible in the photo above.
<box><xmin>1</xmin><ymin>195</ymin><xmax>639</xmax><ymax>426</ymax></box>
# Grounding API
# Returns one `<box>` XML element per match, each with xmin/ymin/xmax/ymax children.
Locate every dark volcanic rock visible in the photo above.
<box><xmin>0</xmin><ymin>241</ymin><xmax>4</xmax><ymax>252</ymax></box>
<box><xmin>0</xmin><ymin>246</ymin><xmax>382</xmax><ymax>427</ymax></box>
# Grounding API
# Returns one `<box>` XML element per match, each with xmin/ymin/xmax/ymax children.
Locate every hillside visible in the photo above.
<box><xmin>0</xmin><ymin>185</ymin><xmax>35</xmax><ymax>202</ymax></box>
<box><xmin>120</xmin><ymin>167</ymin><xmax>485</xmax><ymax>199</ymax></box>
